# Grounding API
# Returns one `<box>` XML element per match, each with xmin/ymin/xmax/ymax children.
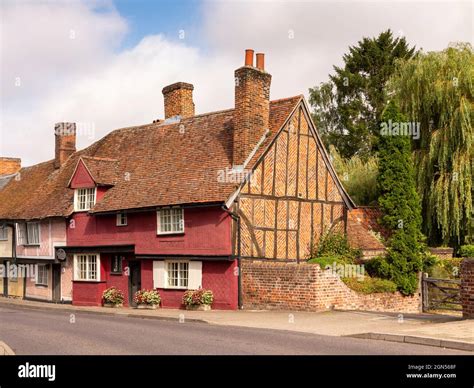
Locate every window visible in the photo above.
<box><xmin>36</xmin><ymin>264</ymin><xmax>48</xmax><ymax>286</ymax></box>
<box><xmin>0</xmin><ymin>225</ymin><xmax>7</xmax><ymax>241</ymax></box>
<box><xmin>74</xmin><ymin>254</ymin><xmax>100</xmax><ymax>281</ymax></box>
<box><xmin>74</xmin><ymin>187</ymin><xmax>96</xmax><ymax>211</ymax></box>
<box><xmin>157</xmin><ymin>208</ymin><xmax>184</xmax><ymax>234</ymax></box>
<box><xmin>116</xmin><ymin>213</ymin><xmax>127</xmax><ymax>226</ymax></box>
<box><xmin>166</xmin><ymin>261</ymin><xmax>189</xmax><ymax>288</ymax></box>
<box><xmin>17</xmin><ymin>222</ymin><xmax>40</xmax><ymax>245</ymax></box>
<box><xmin>111</xmin><ymin>255</ymin><xmax>123</xmax><ymax>275</ymax></box>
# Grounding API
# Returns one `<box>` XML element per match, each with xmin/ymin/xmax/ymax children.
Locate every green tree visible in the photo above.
<box><xmin>388</xmin><ymin>43</ymin><xmax>473</xmax><ymax>247</ymax></box>
<box><xmin>310</xmin><ymin>30</ymin><xmax>416</xmax><ymax>158</ymax></box>
<box><xmin>375</xmin><ymin>101</ymin><xmax>424</xmax><ymax>295</ymax></box>
<box><xmin>329</xmin><ymin>145</ymin><xmax>379</xmax><ymax>206</ymax></box>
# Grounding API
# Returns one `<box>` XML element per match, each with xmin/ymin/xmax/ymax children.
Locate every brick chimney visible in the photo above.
<box><xmin>162</xmin><ymin>82</ymin><xmax>195</xmax><ymax>119</ymax></box>
<box><xmin>54</xmin><ymin>122</ymin><xmax>76</xmax><ymax>169</ymax></box>
<box><xmin>233</xmin><ymin>49</ymin><xmax>271</xmax><ymax>168</ymax></box>
<box><xmin>0</xmin><ymin>157</ymin><xmax>21</xmax><ymax>175</ymax></box>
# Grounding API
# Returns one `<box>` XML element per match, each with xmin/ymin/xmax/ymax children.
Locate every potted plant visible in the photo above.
<box><xmin>102</xmin><ymin>287</ymin><xmax>124</xmax><ymax>308</ymax></box>
<box><xmin>134</xmin><ymin>289</ymin><xmax>161</xmax><ymax>309</ymax></box>
<box><xmin>182</xmin><ymin>289</ymin><xmax>214</xmax><ymax>311</ymax></box>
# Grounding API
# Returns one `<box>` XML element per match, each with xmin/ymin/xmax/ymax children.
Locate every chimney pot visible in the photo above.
<box><xmin>54</xmin><ymin>122</ymin><xmax>76</xmax><ymax>169</ymax></box>
<box><xmin>244</xmin><ymin>49</ymin><xmax>254</xmax><ymax>66</ymax></box>
<box><xmin>234</xmin><ymin>50</ymin><xmax>272</xmax><ymax>167</ymax></box>
<box><xmin>162</xmin><ymin>82</ymin><xmax>195</xmax><ymax>119</ymax></box>
<box><xmin>256</xmin><ymin>53</ymin><xmax>265</xmax><ymax>70</ymax></box>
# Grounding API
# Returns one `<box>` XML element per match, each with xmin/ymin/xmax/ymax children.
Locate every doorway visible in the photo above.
<box><xmin>128</xmin><ymin>261</ymin><xmax>141</xmax><ymax>307</ymax></box>
<box><xmin>52</xmin><ymin>264</ymin><xmax>61</xmax><ymax>302</ymax></box>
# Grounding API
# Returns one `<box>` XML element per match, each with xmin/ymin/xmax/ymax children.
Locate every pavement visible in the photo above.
<box><xmin>0</xmin><ymin>302</ymin><xmax>470</xmax><ymax>355</ymax></box>
<box><xmin>0</xmin><ymin>296</ymin><xmax>472</xmax><ymax>352</ymax></box>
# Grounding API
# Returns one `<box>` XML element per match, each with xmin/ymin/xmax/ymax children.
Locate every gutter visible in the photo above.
<box><xmin>221</xmin><ymin>203</ymin><xmax>243</xmax><ymax>310</ymax></box>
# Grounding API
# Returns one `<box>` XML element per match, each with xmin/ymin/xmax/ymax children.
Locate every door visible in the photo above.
<box><xmin>129</xmin><ymin>261</ymin><xmax>141</xmax><ymax>307</ymax></box>
<box><xmin>52</xmin><ymin>264</ymin><xmax>61</xmax><ymax>302</ymax></box>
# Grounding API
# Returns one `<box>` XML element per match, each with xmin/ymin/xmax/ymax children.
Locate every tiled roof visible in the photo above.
<box><xmin>77</xmin><ymin>156</ymin><xmax>119</xmax><ymax>186</ymax></box>
<box><xmin>0</xmin><ymin>96</ymin><xmax>302</xmax><ymax>219</ymax></box>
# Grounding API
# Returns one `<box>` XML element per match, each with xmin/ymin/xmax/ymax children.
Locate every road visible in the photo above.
<box><xmin>0</xmin><ymin>304</ymin><xmax>470</xmax><ymax>355</ymax></box>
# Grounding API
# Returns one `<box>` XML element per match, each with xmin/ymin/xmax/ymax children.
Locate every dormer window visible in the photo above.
<box><xmin>157</xmin><ymin>207</ymin><xmax>184</xmax><ymax>235</ymax></box>
<box><xmin>74</xmin><ymin>187</ymin><xmax>96</xmax><ymax>211</ymax></box>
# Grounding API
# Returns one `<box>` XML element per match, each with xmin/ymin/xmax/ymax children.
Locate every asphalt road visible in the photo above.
<box><xmin>0</xmin><ymin>305</ymin><xmax>470</xmax><ymax>355</ymax></box>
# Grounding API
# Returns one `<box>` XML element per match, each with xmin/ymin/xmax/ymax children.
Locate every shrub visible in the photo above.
<box><xmin>342</xmin><ymin>276</ymin><xmax>398</xmax><ymax>294</ymax></box>
<box><xmin>182</xmin><ymin>289</ymin><xmax>214</xmax><ymax>306</ymax></box>
<box><xmin>421</xmin><ymin>252</ymin><xmax>439</xmax><ymax>273</ymax></box>
<box><xmin>428</xmin><ymin>258</ymin><xmax>462</xmax><ymax>279</ymax></box>
<box><xmin>102</xmin><ymin>287</ymin><xmax>124</xmax><ymax>306</ymax></box>
<box><xmin>134</xmin><ymin>289</ymin><xmax>161</xmax><ymax>306</ymax></box>
<box><xmin>307</xmin><ymin>255</ymin><xmax>349</xmax><ymax>269</ymax></box>
<box><xmin>310</xmin><ymin>230</ymin><xmax>361</xmax><ymax>262</ymax></box>
<box><xmin>459</xmin><ymin>245</ymin><xmax>474</xmax><ymax>258</ymax></box>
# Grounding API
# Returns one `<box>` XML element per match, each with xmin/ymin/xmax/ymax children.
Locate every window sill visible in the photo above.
<box><xmin>116</xmin><ymin>224</ymin><xmax>128</xmax><ymax>227</ymax></box>
<box><xmin>73</xmin><ymin>279</ymin><xmax>103</xmax><ymax>283</ymax></box>
<box><xmin>35</xmin><ymin>283</ymin><xmax>48</xmax><ymax>288</ymax></box>
<box><xmin>163</xmin><ymin>287</ymin><xmax>189</xmax><ymax>290</ymax></box>
<box><xmin>22</xmin><ymin>244</ymin><xmax>40</xmax><ymax>247</ymax></box>
<box><xmin>110</xmin><ymin>272</ymin><xmax>123</xmax><ymax>276</ymax></box>
<box><xmin>156</xmin><ymin>231</ymin><xmax>185</xmax><ymax>236</ymax></box>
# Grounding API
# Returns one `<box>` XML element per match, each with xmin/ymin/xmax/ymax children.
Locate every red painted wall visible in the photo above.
<box><xmin>72</xmin><ymin>256</ymin><xmax>238</xmax><ymax>309</ymax></box>
<box><xmin>70</xmin><ymin>160</ymin><xmax>95</xmax><ymax>189</ymax></box>
<box><xmin>68</xmin><ymin>207</ymin><xmax>232</xmax><ymax>256</ymax></box>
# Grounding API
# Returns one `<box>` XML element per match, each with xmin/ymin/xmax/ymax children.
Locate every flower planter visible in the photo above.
<box><xmin>185</xmin><ymin>304</ymin><xmax>211</xmax><ymax>311</ymax></box>
<box><xmin>136</xmin><ymin>304</ymin><xmax>159</xmax><ymax>310</ymax></box>
<box><xmin>103</xmin><ymin>303</ymin><xmax>123</xmax><ymax>308</ymax></box>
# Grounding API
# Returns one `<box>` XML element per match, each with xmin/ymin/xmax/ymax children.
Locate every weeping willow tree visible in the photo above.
<box><xmin>388</xmin><ymin>43</ymin><xmax>473</xmax><ymax>247</ymax></box>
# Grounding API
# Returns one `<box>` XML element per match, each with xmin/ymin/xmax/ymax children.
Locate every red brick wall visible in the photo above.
<box><xmin>428</xmin><ymin>247</ymin><xmax>454</xmax><ymax>259</ymax></box>
<box><xmin>241</xmin><ymin>260</ymin><xmax>421</xmax><ymax>313</ymax></box>
<box><xmin>73</xmin><ymin>281</ymin><xmax>107</xmax><ymax>306</ymax></box>
<box><xmin>461</xmin><ymin>258</ymin><xmax>474</xmax><ymax>319</ymax></box>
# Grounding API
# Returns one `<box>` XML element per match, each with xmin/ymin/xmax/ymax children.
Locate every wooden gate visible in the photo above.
<box><xmin>422</xmin><ymin>274</ymin><xmax>461</xmax><ymax>312</ymax></box>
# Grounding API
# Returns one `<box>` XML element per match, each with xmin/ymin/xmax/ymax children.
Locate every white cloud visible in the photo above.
<box><xmin>0</xmin><ymin>0</ymin><xmax>471</xmax><ymax>165</ymax></box>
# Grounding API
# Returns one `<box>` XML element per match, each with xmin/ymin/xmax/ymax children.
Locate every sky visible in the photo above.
<box><xmin>0</xmin><ymin>0</ymin><xmax>472</xmax><ymax>166</ymax></box>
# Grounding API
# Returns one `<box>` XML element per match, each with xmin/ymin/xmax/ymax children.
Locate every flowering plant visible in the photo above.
<box><xmin>134</xmin><ymin>289</ymin><xmax>161</xmax><ymax>306</ymax></box>
<box><xmin>182</xmin><ymin>289</ymin><xmax>214</xmax><ymax>306</ymax></box>
<box><xmin>102</xmin><ymin>287</ymin><xmax>124</xmax><ymax>306</ymax></box>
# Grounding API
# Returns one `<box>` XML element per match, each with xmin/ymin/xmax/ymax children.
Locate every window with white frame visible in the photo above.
<box><xmin>17</xmin><ymin>222</ymin><xmax>40</xmax><ymax>245</ymax></box>
<box><xmin>116</xmin><ymin>213</ymin><xmax>127</xmax><ymax>226</ymax></box>
<box><xmin>166</xmin><ymin>261</ymin><xmax>189</xmax><ymax>288</ymax></box>
<box><xmin>0</xmin><ymin>225</ymin><xmax>7</xmax><ymax>241</ymax></box>
<box><xmin>74</xmin><ymin>254</ymin><xmax>100</xmax><ymax>281</ymax></box>
<box><xmin>74</xmin><ymin>187</ymin><xmax>96</xmax><ymax>211</ymax></box>
<box><xmin>157</xmin><ymin>208</ymin><xmax>184</xmax><ymax>234</ymax></box>
<box><xmin>36</xmin><ymin>264</ymin><xmax>48</xmax><ymax>286</ymax></box>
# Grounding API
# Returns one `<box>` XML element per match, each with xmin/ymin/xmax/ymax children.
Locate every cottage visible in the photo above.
<box><xmin>0</xmin><ymin>50</ymin><xmax>359</xmax><ymax>309</ymax></box>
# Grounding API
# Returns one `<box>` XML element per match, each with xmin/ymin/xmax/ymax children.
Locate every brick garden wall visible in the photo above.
<box><xmin>461</xmin><ymin>258</ymin><xmax>474</xmax><ymax>319</ymax></box>
<box><xmin>241</xmin><ymin>260</ymin><xmax>421</xmax><ymax>313</ymax></box>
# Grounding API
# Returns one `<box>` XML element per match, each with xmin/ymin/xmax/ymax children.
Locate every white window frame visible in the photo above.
<box><xmin>116</xmin><ymin>213</ymin><xmax>127</xmax><ymax>226</ymax></box>
<box><xmin>16</xmin><ymin>222</ymin><xmax>40</xmax><ymax>246</ymax></box>
<box><xmin>74</xmin><ymin>187</ymin><xmax>96</xmax><ymax>212</ymax></box>
<box><xmin>26</xmin><ymin>222</ymin><xmax>40</xmax><ymax>245</ymax></box>
<box><xmin>73</xmin><ymin>253</ymin><xmax>100</xmax><ymax>281</ymax></box>
<box><xmin>36</xmin><ymin>264</ymin><xmax>49</xmax><ymax>286</ymax></box>
<box><xmin>165</xmin><ymin>261</ymin><xmax>189</xmax><ymax>289</ymax></box>
<box><xmin>157</xmin><ymin>207</ymin><xmax>184</xmax><ymax>235</ymax></box>
<box><xmin>0</xmin><ymin>225</ymin><xmax>8</xmax><ymax>241</ymax></box>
